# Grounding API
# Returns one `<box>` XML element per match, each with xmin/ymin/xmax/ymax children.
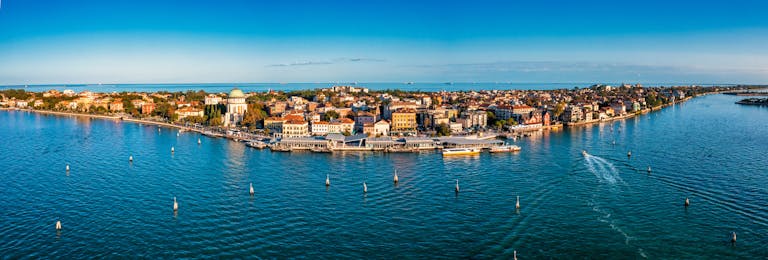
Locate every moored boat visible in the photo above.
<box><xmin>442</xmin><ymin>147</ymin><xmax>481</xmax><ymax>156</ymax></box>
<box><xmin>203</xmin><ymin>131</ymin><xmax>224</xmax><ymax>138</ymax></box>
<box><xmin>489</xmin><ymin>145</ymin><xmax>521</xmax><ymax>153</ymax></box>
<box><xmin>268</xmin><ymin>145</ymin><xmax>292</xmax><ymax>152</ymax></box>
<box><xmin>246</xmin><ymin>141</ymin><xmax>267</xmax><ymax>149</ymax></box>
<box><xmin>386</xmin><ymin>147</ymin><xmax>419</xmax><ymax>153</ymax></box>
<box><xmin>310</xmin><ymin>147</ymin><xmax>332</xmax><ymax>153</ymax></box>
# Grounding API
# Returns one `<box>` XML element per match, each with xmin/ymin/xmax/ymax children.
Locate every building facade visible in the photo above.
<box><xmin>282</xmin><ymin>119</ymin><xmax>309</xmax><ymax>138</ymax></box>
<box><xmin>224</xmin><ymin>88</ymin><xmax>247</xmax><ymax>127</ymax></box>
<box><xmin>374</xmin><ymin>120</ymin><xmax>390</xmax><ymax>137</ymax></box>
<box><xmin>391</xmin><ymin>108</ymin><xmax>417</xmax><ymax>135</ymax></box>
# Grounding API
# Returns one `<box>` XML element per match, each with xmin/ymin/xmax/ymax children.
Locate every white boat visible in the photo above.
<box><xmin>489</xmin><ymin>145</ymin><xmax>521</xmax><ymax>153</ymax></box>
<box><xmin>246</xmin><ymin>141</ymin><xmax>267</xmax><ymax>149</ymax></box>
<box><xmin>203</xmin><ymin>131</ymin><xmax>224</xmax><ymax>138</ymax></box>
<box><xmin>442</xmin><ymin>147</ymin><xmax>481</xmax><ymax>156</ymax></box>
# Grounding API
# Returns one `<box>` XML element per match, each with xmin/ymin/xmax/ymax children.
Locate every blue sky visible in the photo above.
<box><xmin>0</xmin><ymin>0</ymin><xmax>767</xmax><ymax>84</ymax></box>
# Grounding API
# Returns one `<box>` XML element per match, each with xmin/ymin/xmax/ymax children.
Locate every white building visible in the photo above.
<box><xmin>328</xmin><ymin>118</ymin><xmax>355</xmax><ymax>134</ymax></box>
<box><xmin>16</xmin><ymin>100</ymin><xmax>29</xmax><ymax>108</ymax></box>
<box><xmin>460</xmin><ymin>110</ymin><xmax>488</xmax><ymax>129</ymax></box>
<box><xmin>283</xmin><ymin>120</ymin><xmax>310</xmax><ymax>138</ymax></box>
<box><xmin>175</xmin><ymin>107</ymin><xmax>204</xmax><ymax>119</ymax></box>
<box><xmin>373</xmin><ymin>120</ymin><xmax>390</xmax><ymax>137</ymax></box>
<box><xmin>224</xmin><ymin>88</ymin><xmax>247</xmax><ymax>127</ymax></box>
<box><xmin>450</xmin><ymin>122</ymin><xmax>463</xmax><ymax>133</ymax></box>
<box><xmin>311</xmin><ymin>121</ymin><xmax>330</xmax><ymax>136</ymax></box>
<box><xmin>204</xmin><ymin>94</ymin><xmax>222</xmax><ymax>105</ymax></box>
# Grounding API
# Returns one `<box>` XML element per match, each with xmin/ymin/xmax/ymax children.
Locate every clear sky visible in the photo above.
<box><xmin>0</xmin><ymin>0</ymin><xmax>767</xmax><ymax>85</ymax></box>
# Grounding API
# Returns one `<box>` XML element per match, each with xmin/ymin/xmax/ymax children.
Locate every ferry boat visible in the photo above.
<box><xmin>489</xmin><ymin>145</ymin><xmax>521</xmax><ymax>153</ymax></box>
<box><xmin>442</xmin><ymin>147</ymin><xmax>481</xmax><ymax>156</ymax></box>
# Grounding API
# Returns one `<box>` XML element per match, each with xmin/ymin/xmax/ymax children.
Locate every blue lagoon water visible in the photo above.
<box><xmin>0</xmin><ymin>82</ymin><xmax>732</xmax><ymax>93</ymax></box>
<box><xmin>1</xmin><ymin>82</ymin><xmax>590</xmax><ymax>93</ymax></box>
<box><xmin>0</xmin><ymin>93</ymin><xmax>766</xmax><ymax>258</ymax></box>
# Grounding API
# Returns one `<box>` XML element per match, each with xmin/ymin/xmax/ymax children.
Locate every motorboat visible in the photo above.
<box><xmin>489</xmin><ymin>145</ymin><xmax>522</xmax><ymax>153</ymax></box>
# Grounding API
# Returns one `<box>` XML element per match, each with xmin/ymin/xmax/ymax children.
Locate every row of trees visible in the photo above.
<box><xmin>241</xmin><ymin>103</ymin><xmax>267</xmax><ymax>129</ymax></box>
<box><xmin>486</xmin><ymin>111</ymin><xmax>518</xmax><ymax>130</ymax></box>
<box><xmin>204</xmin><ymin>105</ymin><xmax>225</xmax><ymax>126</ymax></box>
<box><xmin>0</xmin><ymin>89</ymin><xmax>31</xmax><ymax>100</ymax></box>
<box><xmin>644</xmin><ymin>93</ymin><xmax>668</xmax><ymax>108</ymax></box>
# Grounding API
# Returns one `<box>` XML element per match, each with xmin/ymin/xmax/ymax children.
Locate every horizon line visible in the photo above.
<box><xmin>0</xmin><ymin>81</ymin><xmax>755</xmax><ymax>87</ymax></box>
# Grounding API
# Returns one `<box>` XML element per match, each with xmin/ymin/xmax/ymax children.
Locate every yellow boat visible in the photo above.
<box><xmin>442</xmin><ymin>148</ymin><xmax>481</xmax><ymax>156</ymax></box>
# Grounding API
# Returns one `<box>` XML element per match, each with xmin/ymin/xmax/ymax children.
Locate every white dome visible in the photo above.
<box><xmin>229</xmin><ymin>88</ymin><xmax>245</xmax><ymax>98</ymax></box>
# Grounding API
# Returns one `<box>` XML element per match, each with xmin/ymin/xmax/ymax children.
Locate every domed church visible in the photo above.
<box><xmin>224</xmin><ymin>88</ymin><xmax>247</xmax><ymax>126</ymax></box>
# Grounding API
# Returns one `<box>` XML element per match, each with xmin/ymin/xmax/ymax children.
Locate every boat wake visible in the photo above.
<box><xmin>588</xmin><ymin>200</ymin><xmax>633</xmax><ymax>245</ymax></box>
<box><xmin>584</xmin><ymin>153</ymin><xmax>623</xmax><ymax>185</ymax></box>
<box><xmin>583</xmin><ymin>154</ymin><xmax>647</xmax><ymax>258</ymax></box>
<box><xmin>588</xmin><ymin>199</ymin><xmax>648</xmax><ymax>258</ymax></box>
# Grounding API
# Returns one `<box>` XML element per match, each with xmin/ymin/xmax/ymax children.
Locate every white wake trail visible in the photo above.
<box><xmin>584</xmin><ymin>154</ymin><xmax>623</xmax><ymax>184</ymax></box>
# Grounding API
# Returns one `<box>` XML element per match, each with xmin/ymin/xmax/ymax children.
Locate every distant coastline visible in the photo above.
<box><xmin>1</xmin><ymin>82</ymin><xmax>756</xmax><ymax>94</ymax></box>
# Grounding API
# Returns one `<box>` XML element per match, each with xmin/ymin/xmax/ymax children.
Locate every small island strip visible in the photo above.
<box><xmin>1</xmin><ymin>84</ymin><xmax>764</xmax><ymax>153</ymax></box>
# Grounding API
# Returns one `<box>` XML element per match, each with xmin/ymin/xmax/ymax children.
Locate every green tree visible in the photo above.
<box><xmin>184</xmin><ymin>90</ymin><xmax>207</xmax><ymax>102</ymax></box>
<box><xmin>494</xmin><ymin>121</ymin><xmax>504</xmax><ymax>130</ymax></box>
<box><xmin>0</xmin><ymin>89</ymin><xmax>31</xmax><ymax>100</ymax></box>
<box><xmin>154</xmin><ymin>103</ymin><xmax>175</xmax><ymax>121</ymax></box>
<box><xmin>93</xmin><ymin>106</ymin><xmax>107</xmax><ymax>115</ymax></box>
<box><xmin>646</xmin><ymin>94</ymin><xmax>662</xmax><ymax>107</ymax></box>
<box><xmin>436</xmin><ymin>123</ymin><xmax>451</xmax><ymax>136</ymax></box>
<box><xmin>486</xmin><ymin>111</ymin><xmax>497</xmax><ymax>125</ymax></box>
<box><xmin>182</xmin><ymin>115</ymin><xmax>208</xmax><ymax>124</ymax></box>
<box><xmin>286</xmin><ymin>90</ymin><xmax>318</xmax><ymax>100</ymax></box>
<box><xmin>554</xmin><ymin>102</ymin><xmax>566</xmax><ymax>118</ymax></box>
<box><xmin>204</xmin><ymin>104</ymin><xmax>224</xmax><ymax>126</ymax></box>
<box><xmin>121</xmin><ymin>100</ymin><xmax>140</xmax><ymax>117</ymax></box>
<box><xmin>242</xmin><ymin>103</ymin><xmax>268</xmax><ymax>129</ymax></box>
<box><xmin>209</xmin><ymin>116</ymin><xmax>223</xmax><ymax>126</ymax></box>
<box><xmin>322</xmin><ymin>110</ymin><xmax>339</xmax><ymax>121</ymax></box>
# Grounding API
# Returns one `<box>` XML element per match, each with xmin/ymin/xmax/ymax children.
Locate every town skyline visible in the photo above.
<box><xmin>1</xmin><ymin>1</ymin><xmax>768</xmax><ymax>85</ymax></box>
